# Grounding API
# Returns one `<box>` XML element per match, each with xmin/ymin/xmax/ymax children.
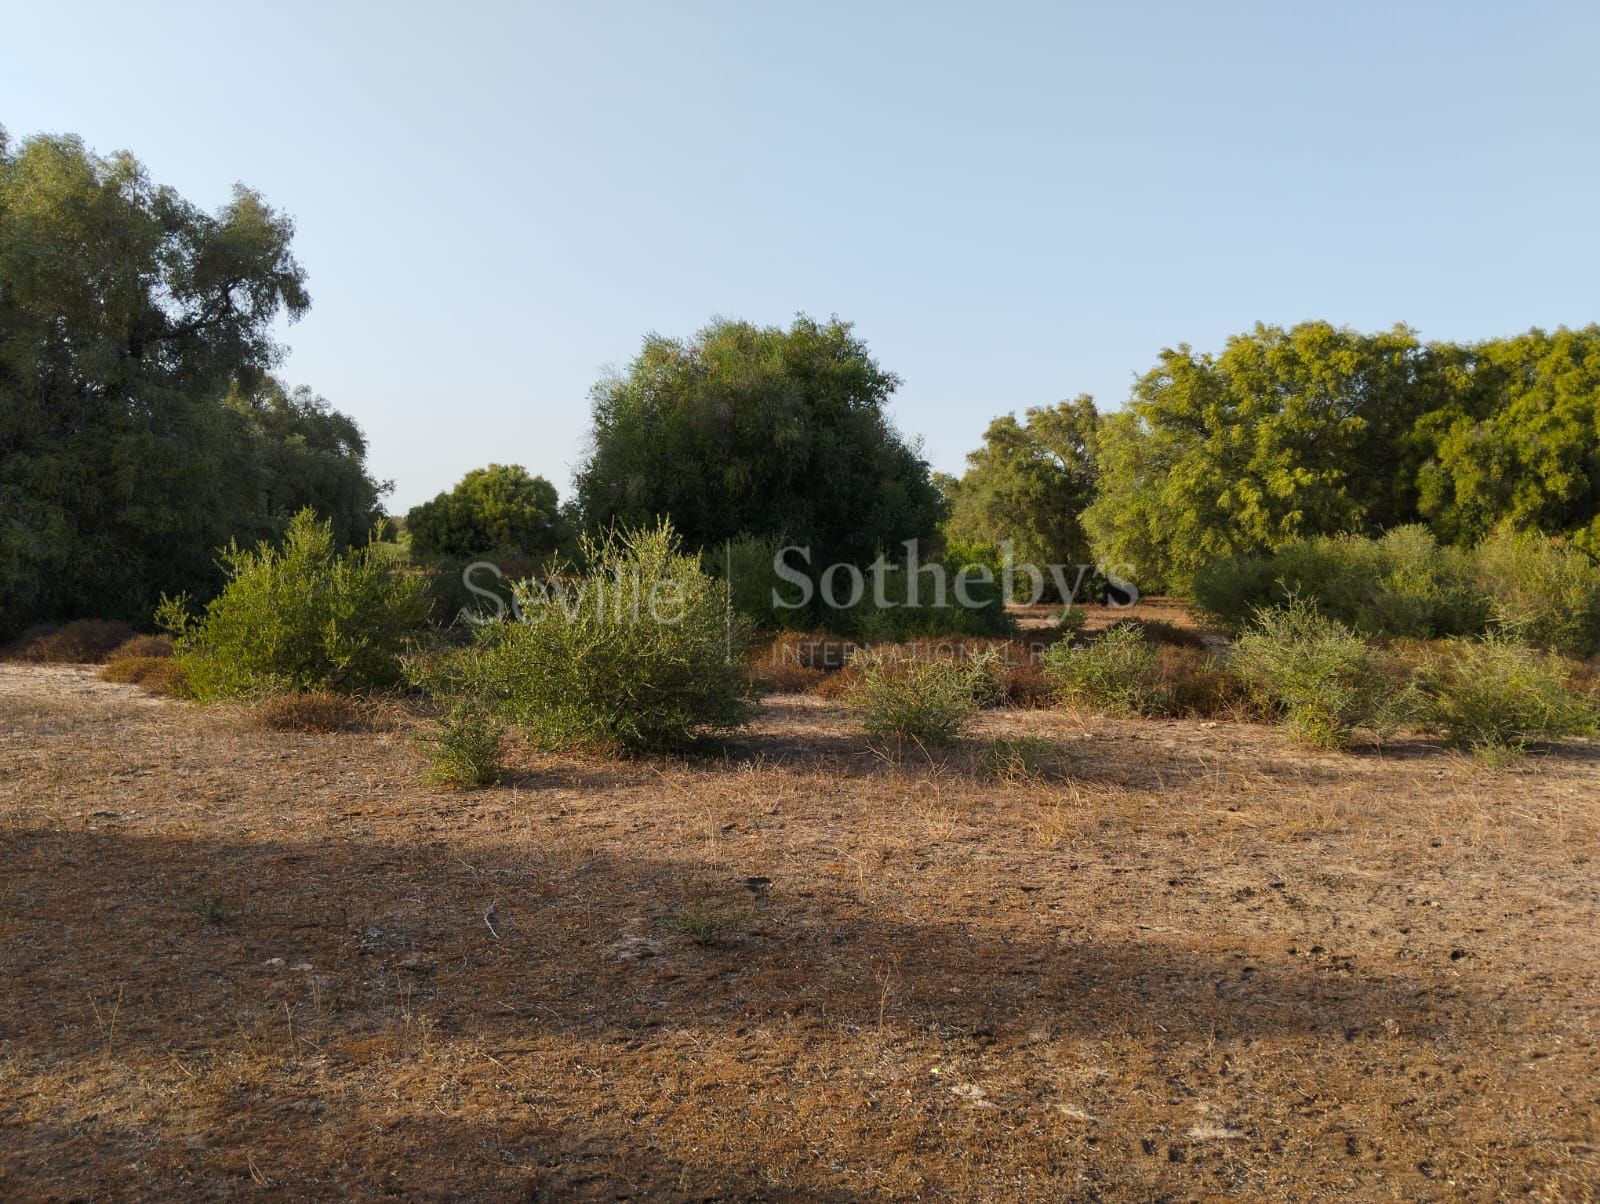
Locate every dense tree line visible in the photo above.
<box><xmin>949</xmin><ymin>322</ymin><xmax>1600</xmax><ymax>593</ymax></box>
<box><xmin>0</xmin><ymin>129</ymin><xmax>383</xmax><ymax>637</ymax></box>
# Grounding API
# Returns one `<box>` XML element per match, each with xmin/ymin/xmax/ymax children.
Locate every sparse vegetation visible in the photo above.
<box><xmin>1233</xmin><ymin>600</ymin><xmax>1403</xmax><ymax>750</ymax></box>
<box><xmin>253</xmin><ymin>691</ymin><xmax>371</xmax><ymax>733</ymax></box>
<box><xmin>659</xmin><ymin>905</ymin><xmax>752</xmax><ymax>947</ymax></box>
<box><xmin>1041</xmin><ymin>623</ymin><xmax>1166</xmax><ymax>717</ymax></box>
<box><xmin>97</xmin><ymin>655</ymin><xmax>190</xmax><ymax>697</ymax></box>
<box><xmin>159</xmin><ymin>509</ymin><xmax>431</xmax><ymax>700</ymax></box>
<box><xmin>455</xmin><ymin>522</ymin><xmax>752</xmax><ymax>752</ymax></box>
<box><xmin>1414</xmin><ymin>637</ymin><xmax>1598</xmax><ymax>763</ymax></box>
<box><xmin>422</xmin><ymin>704</ymin><xmax>506</xmax><ymax>786</ymax></box>
<box><xmin>979</xmin><ymin>735</ymin><xmax>1069</xmax><ymax>781</ymax></box>
<box><xmin>845</xmin><ymin>649</ymin><xmax>998</xmax><ymax>744</ymax></box>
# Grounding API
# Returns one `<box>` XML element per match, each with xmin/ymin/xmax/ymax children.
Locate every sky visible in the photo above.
<box><xmin>6</xmin><ymin>1</ymin><xmax>1599</xmax><ymax>512</ymax></box>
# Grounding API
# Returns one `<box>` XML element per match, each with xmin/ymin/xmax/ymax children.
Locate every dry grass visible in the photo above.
<box><xmin>97</xmin><ymin>655</ymin><xmax>189</xmax><ymax>697</ymax></box>
<box><xmin>2</xmin><ymin>664</ymin><xmax>1598</xmax><ymax>1200</ymax></box>
<box><xmin>107</xmin><ymin>633</ymin><xmax>175</xmax><ymax>661</ymax></box>
<box><xmin>252</xmin><ymin>690</ymin><xmax>377</xmax><ymax>733</ymax></box>
<box><xmin>4</xmin><ymin>619</ymin><xmax>137</xmax><ymax>663</ymax></box>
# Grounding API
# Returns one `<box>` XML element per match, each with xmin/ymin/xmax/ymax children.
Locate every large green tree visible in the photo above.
<box><xmin>1414</xmin><ymin>326</ymin><xmax>1600</xmax><ymax>556</ymax></box>
<box><xmin>0</xmin><ymin>128</ymin><xmax>382</xmax><ymax>636</ymax></box>
<box><xmin>1082</xmin><ymin>322</ymin><xmax>1432</xmax><ymax>591</ymax></box>
<box><xmin>944</xmin><ymin>395</ymin><xmax>1100</xmax><ymax>580</ymax></box>
<box><xmin>575</xmin><ymin>315</ymin><xmax>943</xmax><ymax>568</ymax></box>
<box><xmin>407</xmin><ymin>464</ymin><xmax>568</xmax><ymax>559</ymax></box>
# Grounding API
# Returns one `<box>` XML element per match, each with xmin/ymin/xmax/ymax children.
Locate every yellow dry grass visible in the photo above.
<box><xmin>1</xmin><ymin>664</ymin><xmax>1598</xmax><ymax>1200</ymax></box>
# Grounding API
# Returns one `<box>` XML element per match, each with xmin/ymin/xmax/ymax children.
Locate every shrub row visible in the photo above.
<box><xmin>1193</xmin><ymin>525</ymin><xmax>1600</xmax><ymax>656</ymax></box>
<box><xmin>127</xmin><ymin>510</ymin><xmax>1598</xmax><ymax>773</ymax></box>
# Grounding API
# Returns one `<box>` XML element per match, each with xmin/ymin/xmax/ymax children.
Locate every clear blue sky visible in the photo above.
<box><xmin>6</xmin><ymin>1</ymin><xmax>1598</xmax><ymax>511</ymax></box>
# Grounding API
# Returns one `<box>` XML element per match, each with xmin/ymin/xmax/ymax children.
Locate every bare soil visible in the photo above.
<box><xmin>2</xmin><ymin>663</ymin><xmax>1598</xmax><ymax>1200</ymax></box>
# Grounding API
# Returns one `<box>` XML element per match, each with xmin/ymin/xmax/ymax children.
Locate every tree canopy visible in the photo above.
<box><xmin>0</xmin><ymin>128</ymin><xmax>383</xmax><ymax>636</ymax></box>
<box><xmin>1076</xmin><ymin>321</ymin><xmax>1600</xmax><ymax>592</ymax></box>
<box><xmin>1414</xmin><ymin>327</ymin><xmax>1600</xmax><ymax>557</ymax></box>
<box><xmin>406</xmin><ymin>464</ymin><xmax>568</xmax><ymax>559</ymax></box>
<box><xmin>574</xmin><ymin>315</ymin><xmax>944</xmax><ymax>568</ymax></box>
<box><xmin>1081</xmin><ymin>323</ymin><xmax>1434</xmax><ymax>590</ymax></box>
<box><xmin>942</xmin><ymin>395</ymin><xmax>1100</xmax><ymax>581</ymax></box>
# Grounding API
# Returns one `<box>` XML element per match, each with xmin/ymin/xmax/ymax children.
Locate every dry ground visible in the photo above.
<box><xmin>2</xmin><ymin>664</ymin><xmax>1598</xmax><ymax>1201</ymax></box>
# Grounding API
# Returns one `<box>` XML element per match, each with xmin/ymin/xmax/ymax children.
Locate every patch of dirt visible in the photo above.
<box><xmin>1</xmin><ymin>664</ymin><xmax>1598</xmax><ymax>1200</ymax></box>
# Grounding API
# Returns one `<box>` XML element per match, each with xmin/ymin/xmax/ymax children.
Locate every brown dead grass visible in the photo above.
<box><xmin>5</xmin><ymin>618</ymin><xmax>137</xmax><ymax>664</ymax></box>
<box><xmin>252</xmin><ymin>690</ymin><xmax>382</xmax><ymax>733</ymax></box>
<box><xmin>107</xmin><ymin>633</ymin><xmax>175</xmax><ymax>661</ymax></box>
<box><xmin>97</xmin><ymin>655</ymin><xmax>189</xmax><ymax>697</ymax></box>
<box><xmin>2</xmin><ymin>665</ymin><xmax>1598</xmax><ymax>1200</ymax></box>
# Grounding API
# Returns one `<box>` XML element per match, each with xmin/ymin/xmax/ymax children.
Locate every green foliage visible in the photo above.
<box><xmin>943</xmin><ymin>396</ymin><xmax>1100</xmax><ymax>597</ymax></box>
<box><xmin>0</xmin><ymin>130</ymin><xmax>382</xmax><ymax>638</ymax></box>
<box><xmin>845</xmin><ymin>650</ymin><xmax>997</xmax><ymax>745</ymax></box>
<box><xmin>1082</xmin><ymin>321</ymin><xmax>1600</xmax><ymax>593</ymax></box>
<box><xmin>1040</xmin><ymin>623</ymin><xmax>1166</xmax><ymax>717</ymax></box>
<box><xmin>422</xmin><ymin>704</ymin><xmax>506</xmax><ymax>786</ymax></box>
<box><xmin>833</xmin><ymin>542</ymin><xmax>1013</xmax><ymax>641</ymax></box>
<box><xmin>1193</xmin><ymin>526</ymin><xmax>1600</xmax><ymax>656</ymax></box>
<box><xmin>1413</xmin><ymin>637</ymin><xmax>1597</xmax><ymax>763</ymax></box>
<box><xmin>1083</xmin><ymin>322</ymin><xmax>1430</xmax><ymax>592</ymax></box>
<box><xmin>1415</xmin><ymin>328</ymin><xmax>1600</xmax><ymax>556</ymax></box>
<box><xmin>1233</xmin><ymin>601</ymin><xmax>1403</xmax><ymax>750</ymax></box>
<box><xmin>163</xmin><ymin>509</ymin><xmax>431</xmax><ymax>699</ymax></box>
<box><xmin>1472</xmin><ymin>525</ymin><xmax>1600</xmax><ymax>656</ymax></box>
<box><xmin>575</xmin><ymin>314</ymin><xmax>944</xmax><ymax>573</ymax></box>
<box><xmin>452</xmin><ymin>522</ymin><xmax>753</xmax><ymax>752</ymax></box>
<box><xmin>406</xmin><ymin>464</ymin><xmax>570</xmax><ymax>560</ymax></box>
<box><xmin>1194</xmin><ymin>526</ymin><xmax>1489</xmax><ymax>639</ymax></box>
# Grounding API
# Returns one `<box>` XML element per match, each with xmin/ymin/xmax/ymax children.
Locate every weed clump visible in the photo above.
<box><xmin>1414</xmin><ymin>637</ymin><xmax>1597</xmax><ymax>763</ymax></box>
<box><xmin>452</xmin><ymin>522</ymin><xmax>752</xmax><ymax>753</ymax></box>
<box><xmin>7</xmin><ymin>619</ymin><xmax>137</xmax><ymax>663</ymax></box>
<box><xmin>422</xmin><ymin>704</ymin><xmax>506</xmax><ymax>786</ymax></box>
<box><xmin>845</xmin><ymin>649</ymin><xmax>997</xmax><ymax>745</ymax></box>
<box><xmin>1233</xmin><ymin>600</ymin><xmax>1402</xmax><ymax>750</ymax></box>
<box><xmin>1041</xmin><ymin>624</ymin><xmax>1165</xmax><ymax>717</ymax></box>
<box><xmin>979</xmin><ymin>735</ymin><xmax>1069</xmax><ymax>782</ymax></box>
<box><xmin>159</xmin><ymin>509</ymin><xmax>431</xmax><ymax>700</ymax></box>
<box><xmin>254</xmin><ymin>691</ymin><xmax>371</xmax><ymax>733</ymax></box>
<box><xmin>98</xmin><ymin>655</ymin><xmax>189</xmax><ymax>697</ymax></box>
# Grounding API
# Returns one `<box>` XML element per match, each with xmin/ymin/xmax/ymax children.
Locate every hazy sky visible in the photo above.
<box><xmin>7</xmin><ymin>1</ymin><xmax>1598</xmax><ymax>511</ymax></box>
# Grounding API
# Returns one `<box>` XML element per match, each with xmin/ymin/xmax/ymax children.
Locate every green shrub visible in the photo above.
<box><xmin>1041</xmin><ymin>624</ymin><xmax>1166</xmax><ymax>717</ymax></box>
<box><xmin>423</xmin><ymin>704</ymin><xmax>506</xmax><ymax>786</ymax></box>
<box><xmin>1473</xmin><ymin>526</ymin><xmax>1600</xmax><ymax>656</ymax></box>
<box><xmin>712</xmin><ymin>536</ymin><xmax>1013</xmax><ymax>641</ymax></box>
<box><xmin>1233</xmin><ymin>600</ymin><xmax>1403</xmax><ymax>749</ymax></box>
<box><xmin>845</xmin><ymin>650</ymin><xmax>997</xmax><ymax>745</ymax></box>
<box><xmin>158</xmin><ymin>509</ymin><xmax>431</xmax><ymax>700</ymax></box>
<box><xmin>454</xmin><ymin>522</ymin><xmax>753</xmax><ymax>753</ymax></box>
<box><xmin>1193</xmin><ymin>527</ymin><xmax>1488</xmax><ymax>640</ymax></box>
<box><xmin>1414</xmin><ymin>636</ymin><xmax>1597</xmax><ymax>762</ymax></box>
